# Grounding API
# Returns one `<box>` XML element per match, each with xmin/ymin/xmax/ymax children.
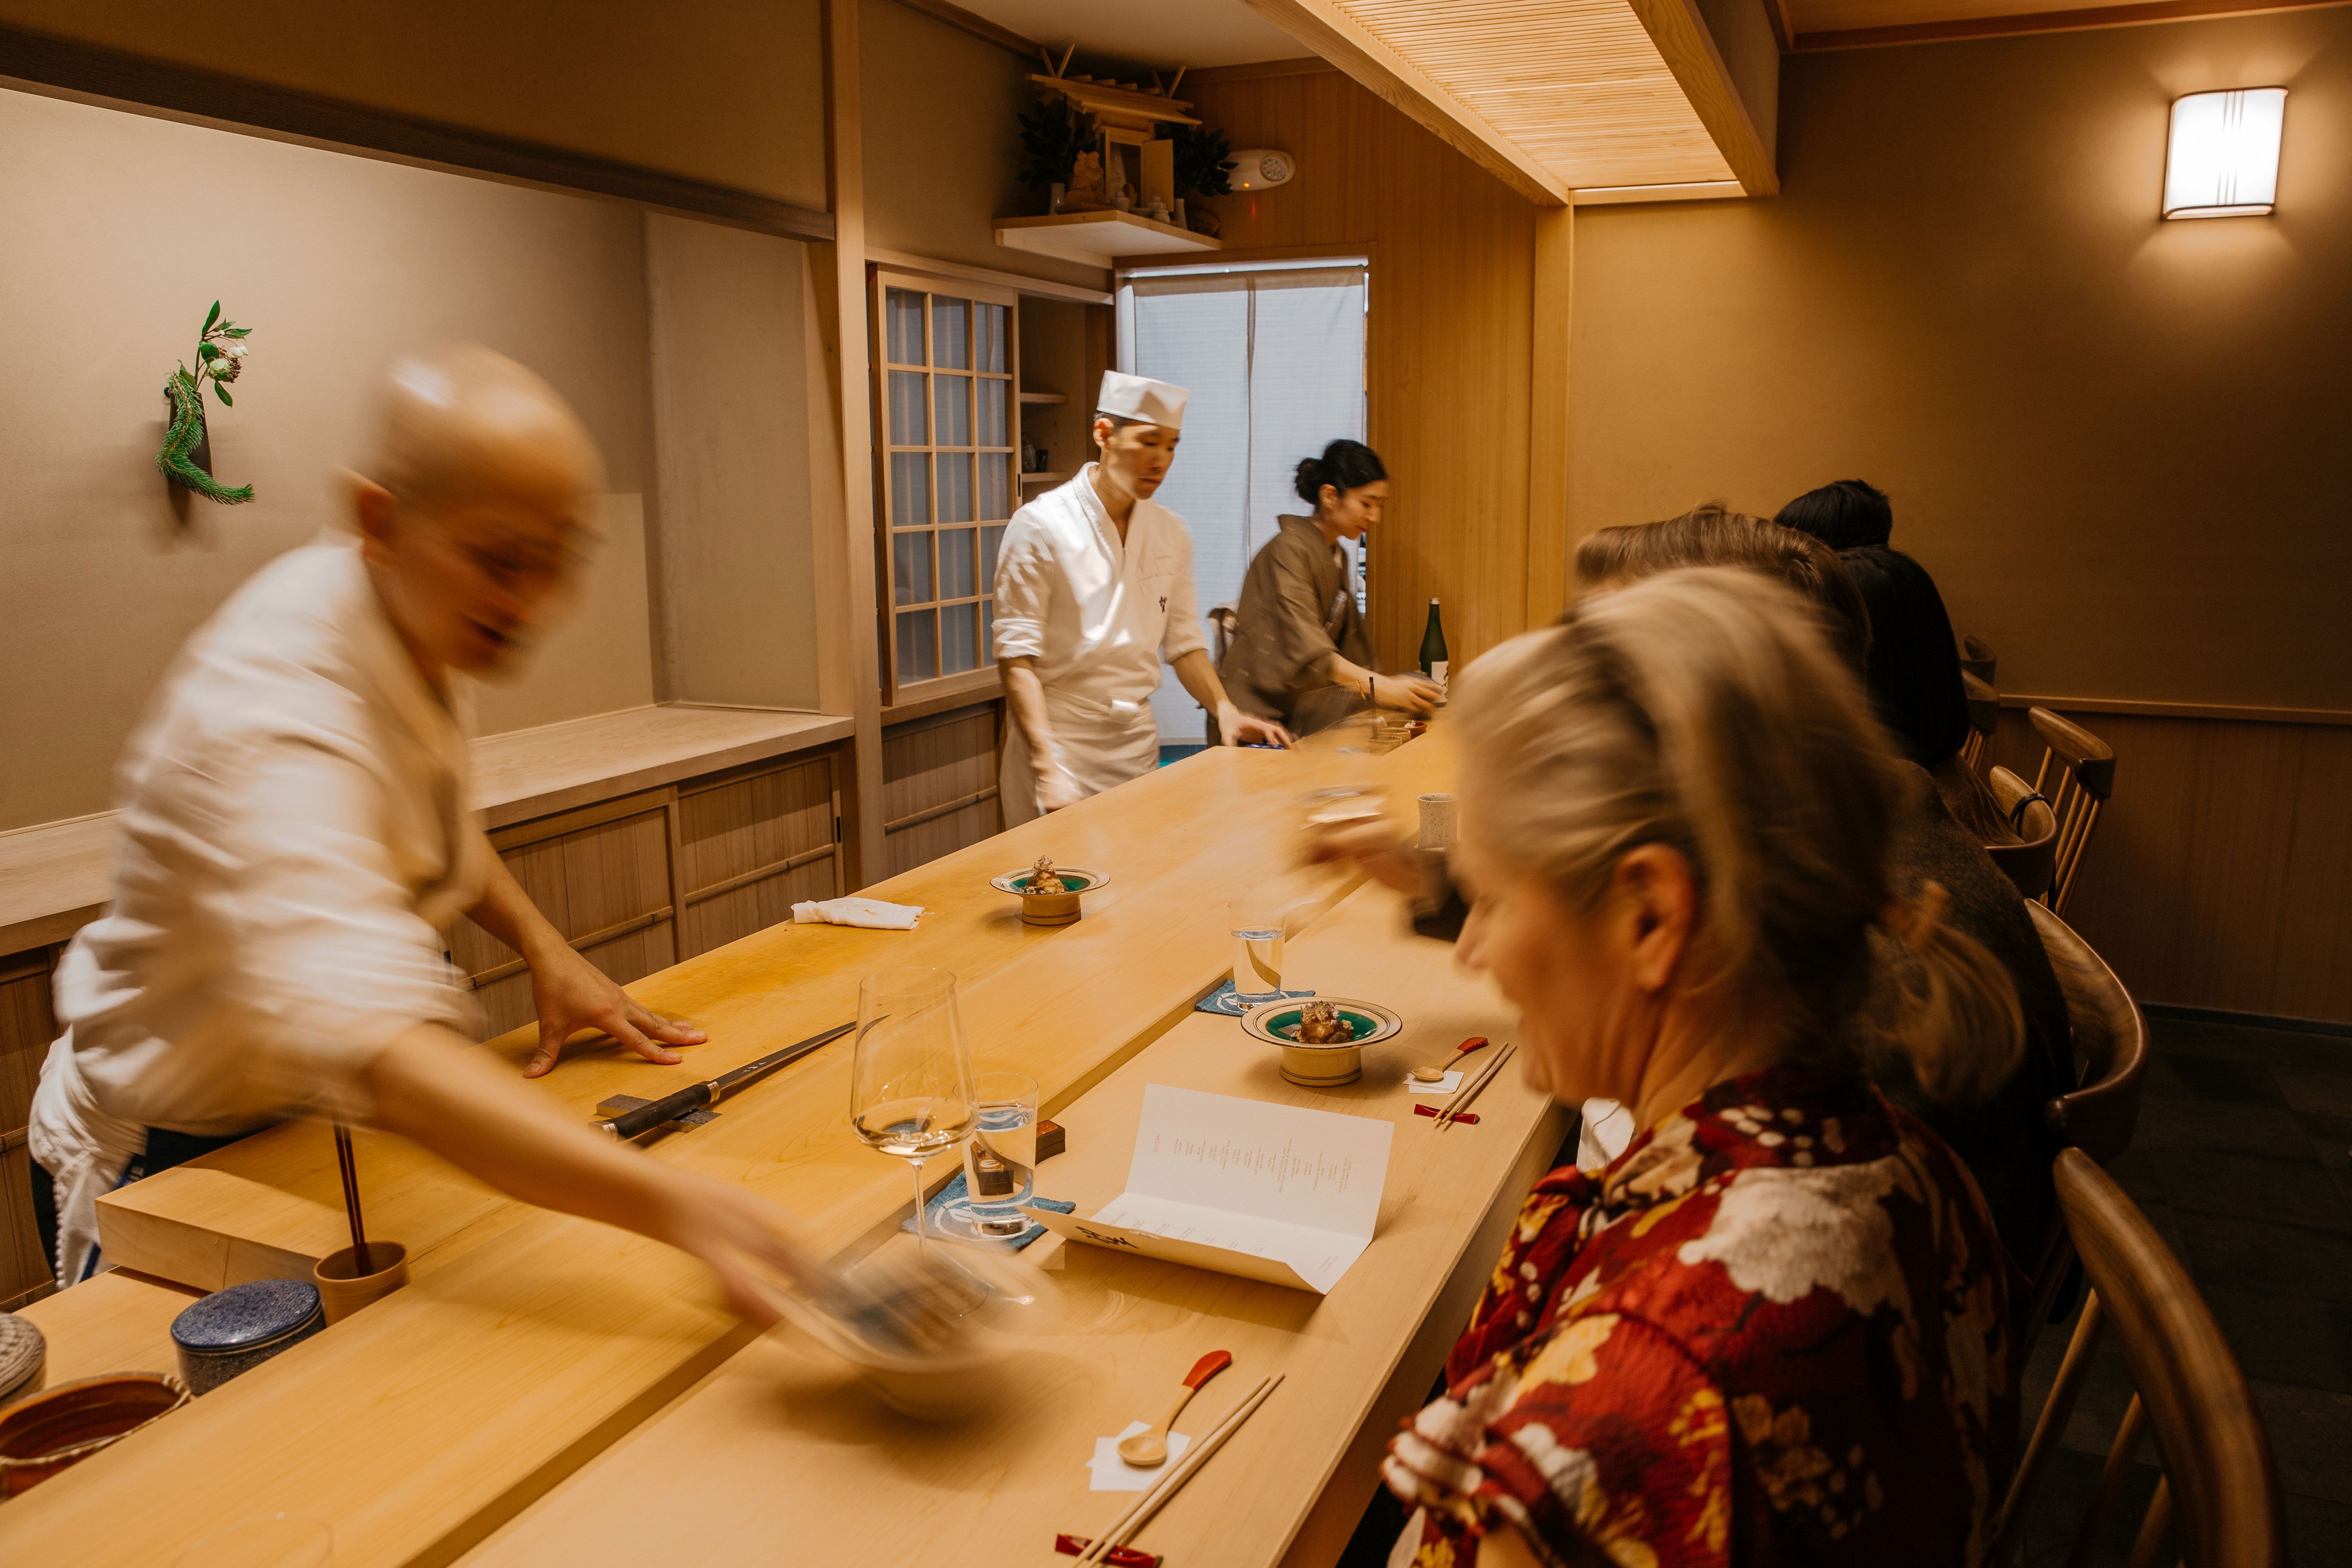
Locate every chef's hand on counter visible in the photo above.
<box><xmin>1216</xmin><ymin>701</ymin><xmax>1293</xmax><ymax>749</ymax></box>
<box><xmin>366</xmin><ymin>1022</ymin><xmax>801</xmax><ymax>1327</ymax></box>
<box><xmin>523</xmin><ymin>942</ymin><xmax>706</xmax><ymax>1078</ymax></box>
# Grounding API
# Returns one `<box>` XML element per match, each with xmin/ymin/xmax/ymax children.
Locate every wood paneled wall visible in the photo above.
<box><xmin>881</xmin><ymin>702</ymin><xmax>1003</xmax><ymax>879</ymax></box>
<box><xmin>453</xmin><ymin>754</ymin><xmax>843</xmax><ymax>1038</ymax></box>
<box><xmin>1989</xmin><ymin>706</ymin><xmax>2352</xmax><ymax>1025</ymax></box>
<box><xmin>1</xmin><ymin>948</ymin><xmax>58</xmax><ymax>1308</ymax></box>
<box><xmin>1186</xmin><ymin>66</ymin><xmax>1543</xmax><ymax>676</ymax></box>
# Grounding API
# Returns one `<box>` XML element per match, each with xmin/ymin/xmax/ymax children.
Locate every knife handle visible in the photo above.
<box><xmin>597</xmin><ymin>1082</ymin><xmax>714</xmax><ymax>1140</ymax></box>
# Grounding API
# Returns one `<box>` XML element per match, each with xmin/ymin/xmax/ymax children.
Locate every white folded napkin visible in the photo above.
<box><xmin>1405</xmin><ymin>1070</ymin><xmax>1462</xmax><ymax>1095</ymax></box>
<box><xmin>1579</xmin><ymin>1098</ymin><xmax>1635</xmax><ymax>1169</ymax></box>
<box><xmin>790</xmin><ymin>897</ymin><xmax>924</xmax><ymax>930</ymax></box>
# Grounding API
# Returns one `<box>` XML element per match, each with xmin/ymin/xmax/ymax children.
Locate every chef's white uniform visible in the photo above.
<box><xmin>991</xmin><ymin>465</ymin><xmax>1207</xmax><ymax>823</ymax></box>
<box><xmin>29</xmin><ymin>538</ymin><xmax>486</xmax><ymax>1285</ymax></box>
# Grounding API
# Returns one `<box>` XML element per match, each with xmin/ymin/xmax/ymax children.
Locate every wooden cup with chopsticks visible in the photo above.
<box><xmin>310</xmin><ymin>1124</ymin><xmax>409</xmax><ymax>1324</ymax></box>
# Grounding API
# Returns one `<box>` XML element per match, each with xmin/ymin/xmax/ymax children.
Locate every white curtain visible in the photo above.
<box><xmin>1120</xmin><ymin>265</ymin><xmax>1368</xmax><ymax>744</ymax></box>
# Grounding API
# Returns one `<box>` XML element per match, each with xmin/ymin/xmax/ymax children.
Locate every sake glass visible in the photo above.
<box><xmin>851</xmin><ymin>968</ymin><xmax>977</xmax><ymax>1252</ymax></box>
<box><xmin>938</xmin><ymin>1071</ymin><xmax>1039</xmax><ymax>1240</ymax></box>
<box><xmin>1230</xmin><ymin>889</ymin><xmax>1288</xmax><ymax>1007</ymax></box>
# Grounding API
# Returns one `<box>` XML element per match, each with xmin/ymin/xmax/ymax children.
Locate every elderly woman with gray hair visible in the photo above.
<box><xmin>1372</xmin><ymin>569</ymin><xmax>2021</xmax><ymax>1567</ymax></box>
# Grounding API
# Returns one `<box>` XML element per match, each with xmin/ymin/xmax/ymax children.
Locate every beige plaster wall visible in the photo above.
<box><xmin>0</xmin><ymin>86</ymin><xmax>656</xmax><ymax>830</ymax></box>
<box><xmin>860</xmin><ymin>0</ymin><xmax>1111</xmax><ymax>294</ymax></box>
<box><xmin>1569</xmin><ymin>8</ymin><xmax>2352</xmax><ymax>711</ymax></box>
<box><xmin>0</xmin><ymin>0</ymin><xmax>829</xmax><ymax>208</ymax></box>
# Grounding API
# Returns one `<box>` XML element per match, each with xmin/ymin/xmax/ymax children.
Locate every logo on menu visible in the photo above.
<box><xmin>1077</xmin><ymin>1225</ymin><xmax>1140</xmax><ymax>1249</ymax></box>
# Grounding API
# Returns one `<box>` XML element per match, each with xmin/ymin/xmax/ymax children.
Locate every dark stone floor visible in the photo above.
<box><xmin>2018</xmin><ymin>1011</ymin><xmax>2352</xmax><ymax>1565</ymax></box>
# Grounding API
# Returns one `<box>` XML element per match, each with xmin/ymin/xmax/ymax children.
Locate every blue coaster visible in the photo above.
<box><xmin>1194</xmin><ymin>978</ymin><xmax>1317</xmax><ymax>1016</ymax></box>
<box><xmin>903</xmin><ymin>1170</ymin><xmax>1073</xmax><ymax>1249</ymax></box>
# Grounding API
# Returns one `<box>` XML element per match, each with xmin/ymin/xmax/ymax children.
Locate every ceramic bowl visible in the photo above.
<box><xmin>0</xmin><ymin>1312</ymin><xmax>44</xmax><ymax>1410</ymax></box>
<box><xmin>169</xmin><ymin>1278</ymin><xmax>325</xmax><ymax>1395</ymax></box>
<box><xmin>989</xmin><ymin>866</ymin><xmax>1108</xmax><ymax>927</ymax></box>
<box><xmin>774</xmin><ymin>1242</ymin><xmax>1051</xmax><ymax>1422</ymax></box>
<box><xmin>1241</xmin><ymin>997</ymin><xmax>1404</xmax><ymax>1087</ymax></box>
<box><xmin>0</xmin><ymin>1371</ymin><xmax>191</xmax><ymax>1497</ymax></box>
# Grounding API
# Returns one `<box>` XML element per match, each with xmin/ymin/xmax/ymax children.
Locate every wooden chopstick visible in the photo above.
<box><xmin>1437</xmin><ymin>1043</ymin><xmax>1515</xmax><ymax>1130</ymax></box>
<box><xmin>1432</xmin><ymin>1041</ymin><xmax>1505</xmax><ymax>1125</ymax></box>
<box><xmin>1075</xmin><ymin>1373</ymin><xmax>1285</xmax><ymax>1566</ymax></box>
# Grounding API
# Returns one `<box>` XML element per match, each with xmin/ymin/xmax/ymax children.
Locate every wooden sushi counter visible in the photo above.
<box><xmin>1</xmin><ymin>731</ymin><xmax>1569</xmax><ymax>1567</ymax></box>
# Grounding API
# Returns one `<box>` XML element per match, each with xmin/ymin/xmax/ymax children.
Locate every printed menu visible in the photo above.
<box><xmin>1023</xmin><ymin>1084</ymin><xmax>1392</xmax><ymax>1293</ymax></box>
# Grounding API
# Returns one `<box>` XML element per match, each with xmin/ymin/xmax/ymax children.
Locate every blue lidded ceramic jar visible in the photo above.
<box><xmin>169</xmin><ymin>1279</ymin><xmax>325</xmax><ymax>1395</ymax></box>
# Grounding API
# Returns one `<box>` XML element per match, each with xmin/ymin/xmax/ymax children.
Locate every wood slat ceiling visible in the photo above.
<box><xmin>1335</xmin><ymin>0</ymin><xmax>1735</xmax><ymax>186</ymax></box>
<box><xmin>1788</xmin><ymin>0</ymin><xmax>2346</xmax><ymax>48</ymax></box>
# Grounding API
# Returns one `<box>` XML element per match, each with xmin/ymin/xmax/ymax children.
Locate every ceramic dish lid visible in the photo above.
<box><xmin>1240</xmin><ymin>997</ymin><xmax>1403</xmax><ymax>1049</ymax></box>
<box><xmin>0</xmin><ymin>1313</ymin><xmax>43</xmax><ymax>1404</ymax></box>
<box><xmin>170</xmin><ymin>1279</ymin><xmax>323</xmax><ymax>1354</ymax></box>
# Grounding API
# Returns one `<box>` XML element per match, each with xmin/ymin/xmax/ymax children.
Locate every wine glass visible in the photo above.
<box><xmin>851</xmin><ymin>967</ymin><xmax>977</xmax><ymax>1251</ymax></box>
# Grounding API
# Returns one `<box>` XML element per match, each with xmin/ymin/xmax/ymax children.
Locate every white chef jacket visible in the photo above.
<box><xmin>29</xmin><ymin>537</ymin><xmax>486</xmax><ymax>1283</ymax></box>
<box><xmin>990</xmin><ymin>466</ymin><xmax>1206</xmax><ymax>822</ymax></box>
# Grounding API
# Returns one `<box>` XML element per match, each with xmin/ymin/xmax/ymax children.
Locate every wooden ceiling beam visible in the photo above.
<box><xmin>1236</xmin><ymin>0</ymin><xmax>1573</xmax><ymax>206</ymax></box>
<box><xmin>1625</xmin><ymin>0</ymin><xmax>1783</xmax><ymax>194</ymax></box>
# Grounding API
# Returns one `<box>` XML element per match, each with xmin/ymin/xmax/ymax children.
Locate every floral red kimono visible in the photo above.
<box><xmin>1383</xmin><ymin>1062</ymin><xmax>2018</xmax><ymax>1567</ymax></box>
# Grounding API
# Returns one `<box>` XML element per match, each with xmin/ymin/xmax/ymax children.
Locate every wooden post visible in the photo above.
<box><xmin>1526</xmin><ymin>203</ymin><xmax>1573</xmax><ymax>630</ymax></box>
<box><xmin>816</xmin><ymin>0</ymin><xmax>888</xmax><ymax>888</ymax></box>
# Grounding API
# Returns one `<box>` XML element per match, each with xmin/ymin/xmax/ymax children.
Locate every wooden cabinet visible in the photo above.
<box><xmin>1</xmin><ymin>949</ymin><xmax>61</xmax><ymax>1308</ymax></box>
<box><xmin>451</xmin><ymin>749</ymin><xmax>846</xmax><ymax>1038</ymax></box>
<box><xmin>882</xmin><ymin>702</ymin><xmax>1003</xmax><ymax>878</ymax></box>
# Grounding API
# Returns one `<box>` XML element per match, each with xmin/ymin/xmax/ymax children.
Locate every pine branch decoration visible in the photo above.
<box><xmin>158</xmin><ymin>367</ymin><xmax>253</xmax><ymax>503</ymax></box>
<box><xmin>155</xmin><ymin>300</ymin><xmax>258</xmax><ymax>504</ymax></box>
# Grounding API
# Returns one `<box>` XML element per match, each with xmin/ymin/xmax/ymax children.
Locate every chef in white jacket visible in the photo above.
<box><xmin>28</xmin><ymin>344</ymin><xmax>805</xmax><ymax>1319</ymax></box>
<box><xmin>992</xmin><ymin>372</ymin><xmax>1289</xmax><ymax>820</ymax></box>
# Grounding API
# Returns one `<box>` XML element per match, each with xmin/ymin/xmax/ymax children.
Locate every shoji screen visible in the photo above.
<box><xmin>1121</xmin><ymin>263</ymin><xmax>1367</xmax><ymax>744</ymax></box>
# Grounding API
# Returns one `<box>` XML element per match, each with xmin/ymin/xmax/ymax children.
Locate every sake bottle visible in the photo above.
<box><xmin>1418</xmin><ymin>598</ymin><xmax>1449</xmax><ymax>696</ymax></box>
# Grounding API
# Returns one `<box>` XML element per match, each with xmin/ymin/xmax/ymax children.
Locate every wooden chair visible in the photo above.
<box><xmin>1960</xmin><ymin>671</ymin><xmax>2000</xmax><ymax>773</ymax></box>
<box><xmin>1992</xmin><ymin>1149</ymin><xmax>2284</xmax><ymax>1567</ymax></box>
<box><xmin>1984</xmin><ymin>763</ymin><xmax>2058</xmax><ymax>901</ymax></box>
<box><xmin>1959</xmin><ymin>632</ymin><xmax>1998</xmax><ymax>684</ymax></box>
<box><xmin>2027</xmin><ymin>707</ymin><xmax>2116</xmax><ymax>914</ymax></box>
<box><xmin>2018</xmin><ymin>900</ymin><xmax>2149</xmax><ymax>1351</ymax></box>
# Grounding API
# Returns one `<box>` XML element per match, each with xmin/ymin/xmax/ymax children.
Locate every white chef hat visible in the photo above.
<box><xmin>1096</xmin><ymin>370</ymin><xmax>1188</xmax><ymax>431</ymax></box>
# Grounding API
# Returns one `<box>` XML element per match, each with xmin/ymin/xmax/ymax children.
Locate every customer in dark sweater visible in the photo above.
<box><xmin>1317</xmin><ymin>505</ymin><xmax>2071</xmax><ymax>1274</ymax></box>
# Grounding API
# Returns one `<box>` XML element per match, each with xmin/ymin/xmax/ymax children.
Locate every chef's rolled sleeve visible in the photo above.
<box><xmin>992</xmin><ymin>514</ymin><xmax>1050</xmax><ymax>663</ymax></box>
<box><xmin>1157</xmin><ymin>528</ymin><xmax>1209</xmax><ymax>664</ymax></box>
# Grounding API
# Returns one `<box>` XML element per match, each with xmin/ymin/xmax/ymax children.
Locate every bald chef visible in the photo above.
<box><xmin>992</xmin><ymin>372</ymin><xmax>1289</xmax><ymax>820</ymax></box>
<box><xmin>29</xmin><ymin>344</ymin><xmax>804</xmax><ymax>1319</ymax></box>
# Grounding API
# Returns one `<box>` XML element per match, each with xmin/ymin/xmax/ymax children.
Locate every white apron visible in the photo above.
<box><xmin>991</xmin><ymin>467</ymin><xmax>1206</xmax><ymax>823</ymax></box>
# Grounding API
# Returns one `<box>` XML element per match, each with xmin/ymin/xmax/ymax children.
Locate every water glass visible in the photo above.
<box><xmin>940</xmin><ymin>1071</ymin><xmax>1039</xmax><ymax>1240</ymax></box>
<box><xmin>850</xmin><ymin>967</ymin><xmax>977</xmax><ymax>1250</ymax></box>
<box><xmin>1230</xmin><ymin>892</ymin><xmax>1287</xmax><ymax>1007</ymax></box>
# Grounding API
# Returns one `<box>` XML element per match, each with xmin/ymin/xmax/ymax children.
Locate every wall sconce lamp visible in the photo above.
<box><xmin>2163</xmin><ymin>88</ymin><xmax>2286</xmax><ymax>219</ymax></box>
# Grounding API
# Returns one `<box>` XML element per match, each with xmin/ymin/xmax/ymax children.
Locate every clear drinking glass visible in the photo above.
<box><xmin>1230</xmin><ymin>891</ymin><xmax>1288</xmax><ymax>1008</ymax></box>
<box><xmin>938</xmin><ymin>1071</ymin><xmax>1039</xmax><ymax>1241</ymax></box>
<box><xmin>175</xmin><ymin>1514</ymin><xmax>333</xmax><ymax>1568</ymax></box>
<box><xmin>851</xmin><ymin>967</ymin><xmax>977</xmax><ymax>1251</ymax></box>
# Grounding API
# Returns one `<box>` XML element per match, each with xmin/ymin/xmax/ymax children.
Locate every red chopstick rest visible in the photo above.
<box><xmin>1055</xmin><ymin>1533</ymin><xmax>1160</xmax><ymax>1566</ymax></box>
<box><xmin>1412</xmin><ymin>1104</ymin><xmax>1479</xmax><ymax>1125</ymax></box>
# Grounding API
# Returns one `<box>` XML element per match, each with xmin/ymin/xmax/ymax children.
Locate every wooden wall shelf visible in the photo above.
<box><xmin>1018</xmin><ymin>390</ymin><xmax>1067</xmax><ymax>405</ymax></box>
<box><xmin>1020</xmin><ymin>471</ymin><xmax>1072</xmax><ymax>485</ymax></box>
<box><xmin>995</xmin><ymin>211</ymin><xmax>1219</xmax><ymax>266</ymax></box>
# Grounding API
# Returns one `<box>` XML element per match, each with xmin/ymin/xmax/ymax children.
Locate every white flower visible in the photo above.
<box><xmin>221</xmin><ymin>341</ymin><xmax>248</xmax><ymax>359</ymax></box>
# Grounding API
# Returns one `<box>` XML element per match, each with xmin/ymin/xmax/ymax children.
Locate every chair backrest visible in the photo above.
<box><xmin>1208</xmin><ymin>604</ymin><xmax>1239</xmax><ymax>664</ymax></box>
<box><xmin>1983</xmin><ymin>764</ymin><xmax>2057</xmax><ymax>900</ymax></box>
<box><xmin>1960</xmin><ymin>671</ymin><xmax>2000</xmax><ymax>772</ymax></box>
<box><xmin>2028</xmin><ymin>706</ymin><xmax>2116</xmax><ymax>913</ymax></box>
<box><xmin>1994</xmin><ymin>1150</ymin><xmax>2284</xmax><ymax>1568</ymax></box>
<box><xmin>2026</xmin><ymin>899</ymin><xmax>2146</xmax><ymax>1167</ymax></box>
<box><xmin>1959</xmin><ymin>632</ymin><xmax>1997</xmax><ymax>684</ymax></box>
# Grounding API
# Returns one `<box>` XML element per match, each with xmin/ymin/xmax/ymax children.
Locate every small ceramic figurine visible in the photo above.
<box><xmin>1296</xmin><ymin>1000</ymin><xmax>1355</xmax><ymax>1044</ymax></box>
<box><xmin>1064</xmin><ymin>151</ymin><xmax>1108</xmax><ymax>211</ymax></box>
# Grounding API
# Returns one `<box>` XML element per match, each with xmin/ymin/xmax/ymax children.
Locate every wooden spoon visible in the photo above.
<box><xmin>1116</xmin><ymin>1350</ymin><xmax>1233</xmax><ymax>1468</ymax></box>
<box><xmin>1410</xmin><ymin>1036</ymin><xmax>1490</xmax><ymax>1084</ymax></box>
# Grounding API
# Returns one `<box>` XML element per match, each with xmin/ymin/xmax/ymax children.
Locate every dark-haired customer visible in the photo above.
<box><xmin>1217</xmin><ymin>440</ymin><xmax>1440</xmax><ymax>738</ymax></box>
<box><xmin>1379</xmin><ymin>568</ymin><xmax>2020</xmax><ymax>1566</ymax></box>
<box><xmin>1775</xmin><ymin>482</ymin><xmax>2009</xmax><ymax>842</ymax></box>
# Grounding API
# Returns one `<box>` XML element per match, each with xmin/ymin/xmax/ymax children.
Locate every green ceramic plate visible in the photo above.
<box><xmin>1240</xmin><ymin>997</ymin><xmax>1403</xmax><ymax>1050</ymax></box>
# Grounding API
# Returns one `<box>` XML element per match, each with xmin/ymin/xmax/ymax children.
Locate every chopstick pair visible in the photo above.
<box><xmin>1431</xmin><ymin>1042</ymin><xmax>1515</xmax><ymax>1130</ymax></box>
<box><xmin>1069</xmin><ymin>1372</ymin><xmax>1286</xmax><ymax>1567</ymax></box>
